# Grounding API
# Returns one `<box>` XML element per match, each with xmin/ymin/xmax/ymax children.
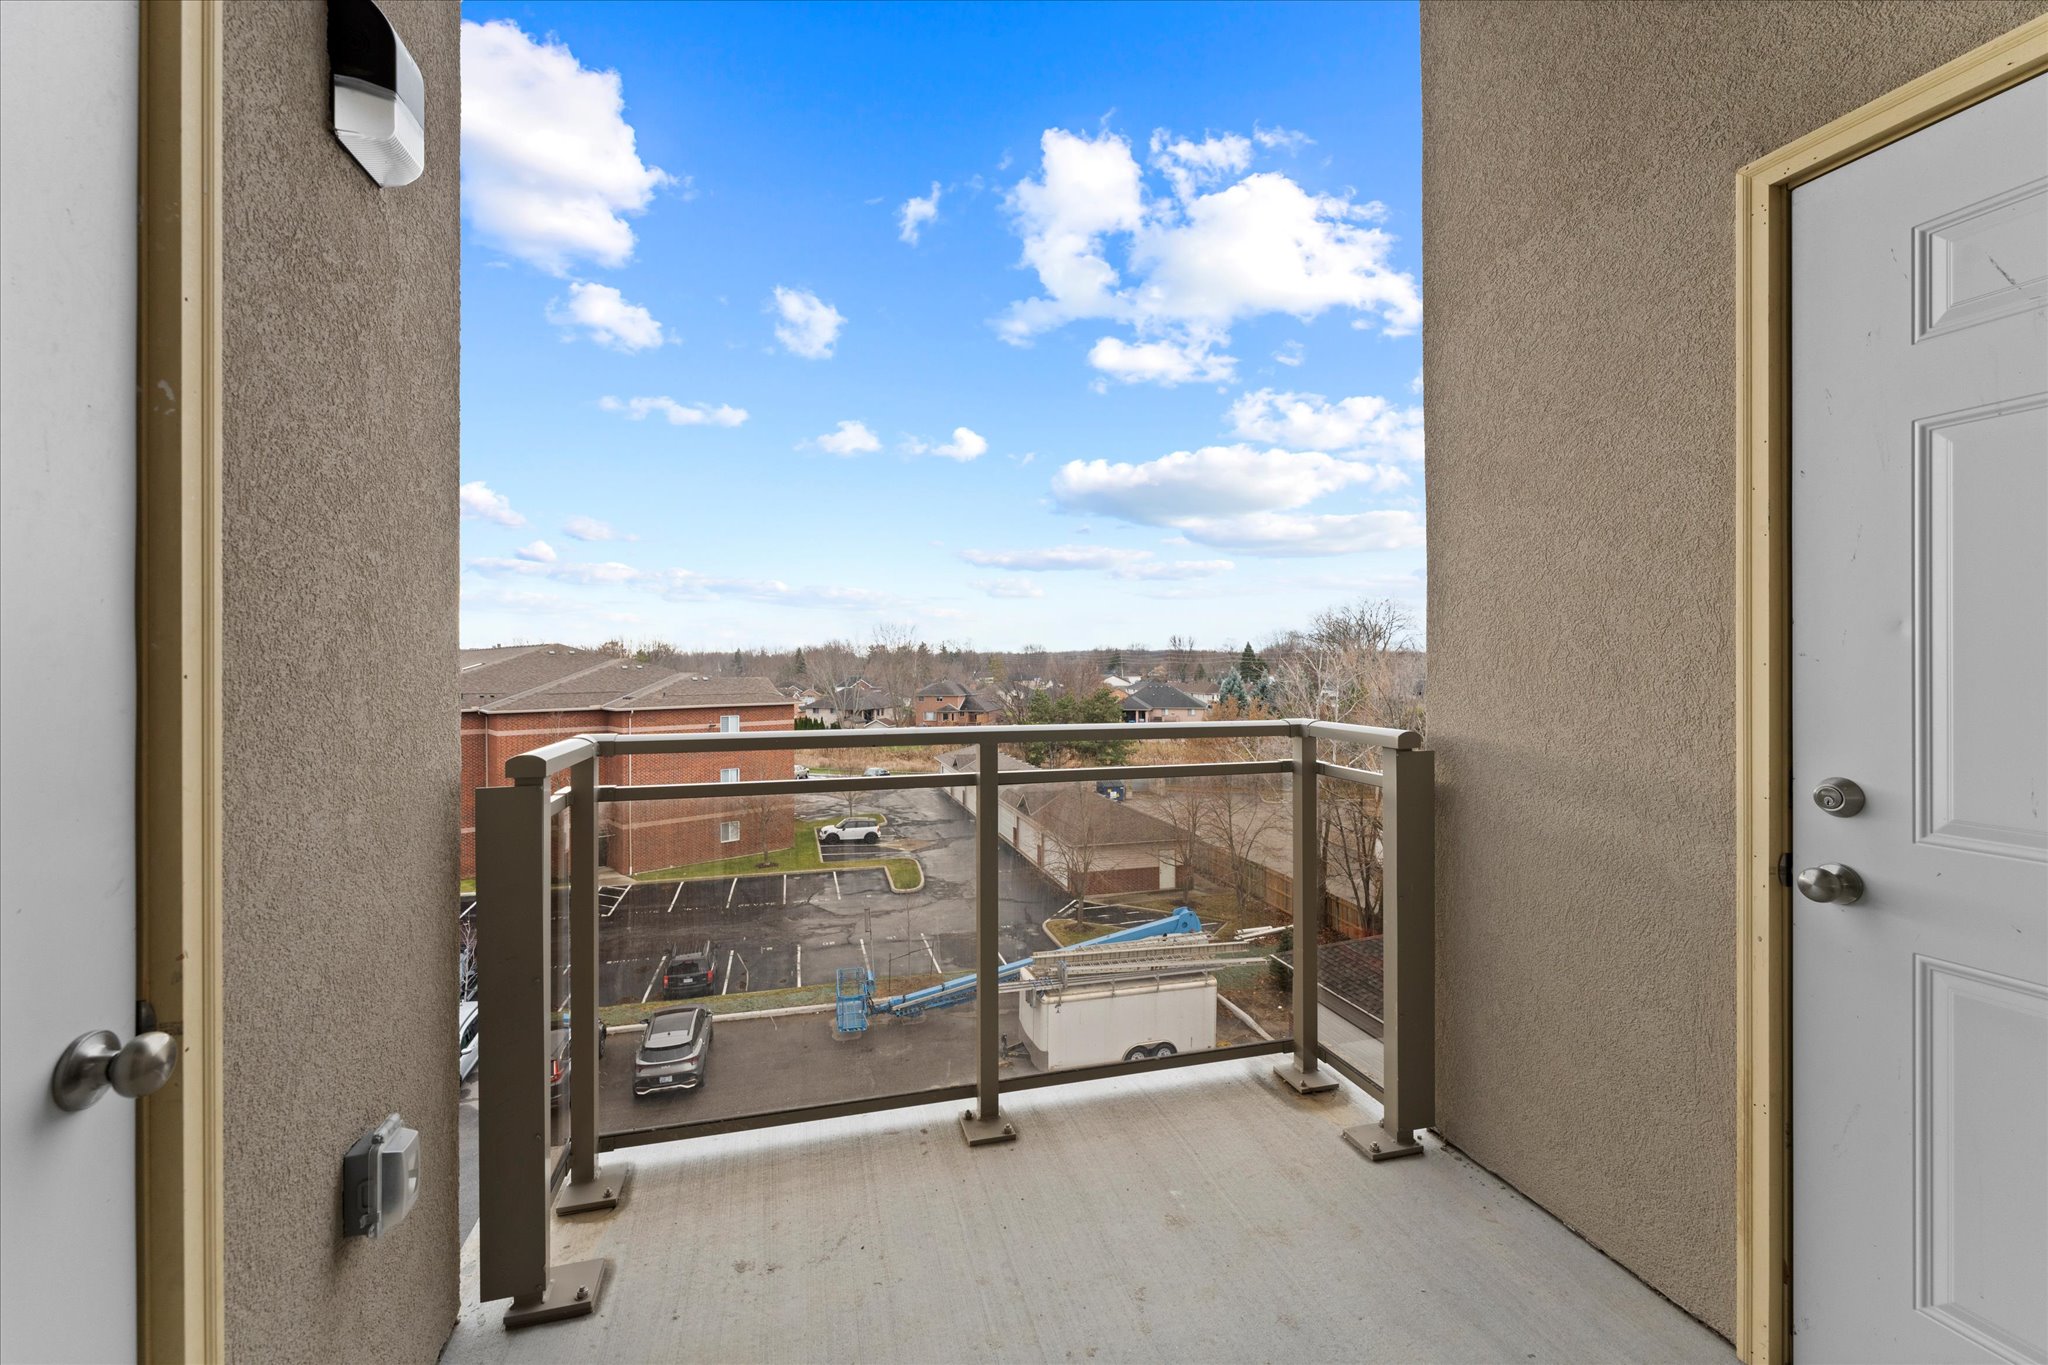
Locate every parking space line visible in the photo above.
<box><xmin>860</xmin><ymin>937</ymin><xmax>870</xmax><ymax>973</ymax></box>
<box><xmin>920</xmin><ymin>934</ymin><xmax>941</xmax><ymax>972</ymax></box>
<box><xmin>722</xmin><ymin>949</ymin><xmax>735</xmax><ymax>995</ymax></box>
<box><xmin>726</xmin><ymin>877</ymin><xmax>739</xmax><ymax>909</ymax></box>
<box><xmin>795</xmin><ymin>943</ymin><xmax>803</xmax><ymax>988</ymax></box>
<box><xmin>832</xmin><ymin>870</ymin><xmax>842</xmax><ymax>899</ymax></box>
<box><xmin>782</xmin><ymin>873</ymin><xmax>788</xmax><ymax>904</ymax></box>
<box><xmin>641</xmin><ymin>951</ymin><xmax>669</xmax><ymax>1004</ymax></box>
<box><xmin>664</xmin><ymin>880</ymin><xmax>683</xmax><ymax>916</ymax></box>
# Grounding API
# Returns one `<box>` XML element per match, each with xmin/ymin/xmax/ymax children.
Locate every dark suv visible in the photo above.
<box><xmin>661</xmin><ymin>942</ymin><xmax>717</xmax><ymax>998</ymax></box>
<box><xmin>633</xmin><ymin>1007</ymin><xmax>712</xmax><ymax>1097</ymax></box>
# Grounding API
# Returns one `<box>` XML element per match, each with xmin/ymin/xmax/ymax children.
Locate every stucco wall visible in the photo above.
<box><xmin>1418</xmin><ymin>0</ymin><xmax>2043</xmax><ymax>1337</ymax></box>
<box><xmin>220</xmin><ymin>2</ymin><xmax>460</xmax><ymax>1360</ymax></box>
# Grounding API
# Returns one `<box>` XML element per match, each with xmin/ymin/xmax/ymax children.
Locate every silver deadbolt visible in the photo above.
<box><xmin>1796</xmin><ymin>863</ymin><xmax>1865</xmax><ymax>905</ymax></box>
<box><xmin>1812</xmin><ymin>777</ymin><xmax>1865</xmax><ymax>817</ymax></box>
<box><xmin>51</xmin><ymin>1029</ymin><xmax>179</xmax><ymax>1112</ymax></box>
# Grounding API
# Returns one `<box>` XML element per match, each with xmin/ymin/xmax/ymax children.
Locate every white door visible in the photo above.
<box><xmin>1791</xmin><ymin>75</ymin><xmax>2047</xmax><ymax>1364</ymax></box>
<box><xmin>0</xmin><ymin>3</ymin><xmax>142</xmax><ymax>1361</ymax></box>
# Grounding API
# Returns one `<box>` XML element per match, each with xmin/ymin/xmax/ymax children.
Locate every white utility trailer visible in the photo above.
<box><xmin>1016</xmin><ymin>970</ymin><xmax>1216</xmax><ymax>1069</ymax></box>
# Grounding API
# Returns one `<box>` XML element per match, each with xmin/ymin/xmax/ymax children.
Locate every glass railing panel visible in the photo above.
<box><xmin>997</xmin><ymin>770</ymin><xmax>1294</xmax><ymax>1077</ymax></box>
<box><xmin>1314</xmin><ymin>762</ymin><xmax>1386</xmax><ymax>1087</ymax></box>
<box><xmin>594</xmin><ymin>766</ymin><xmax>973</xmax><ymax>1140</ymax></box>
<box><xmin>547</xmin><ymin>799</ymin><xmax>573</xmax><ymax>1167</ymax></box>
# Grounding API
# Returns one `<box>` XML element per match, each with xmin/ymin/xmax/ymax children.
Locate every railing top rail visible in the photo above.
<box><xmin>503</xmin><ymin>734</ymin><xmax>600</xmax><ymax>783</ymax></box>
<box><xmin>1301</xmin><ymin>719</ymin><xmax>1421</xmax><ymax>750</ymax></box>
<box><xmin>593</xmin><ymin>718</ymin><xmax>1299</xmax><ymax>756</ymax></box>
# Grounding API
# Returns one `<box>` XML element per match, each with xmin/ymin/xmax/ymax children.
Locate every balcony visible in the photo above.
<box><xmin>453</xmin><ymin>722</ymin><xmax>1731</xmax><ymax>1360</ymax></box>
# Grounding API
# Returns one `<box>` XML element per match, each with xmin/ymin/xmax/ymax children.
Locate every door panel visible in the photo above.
<box><xmin>0</xmin><ymin>3</ymin><xmax>142</xmax><ymax>1361</ymax></box>
<box><xmin>1791</xmin><ymin>74</ymin><xmax>2048</xmax><ymax>1365</ymax></box>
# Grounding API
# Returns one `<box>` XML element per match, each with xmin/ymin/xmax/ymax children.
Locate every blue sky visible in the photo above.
<box><xmin>458</xmin><ymin>1</ymin><xmax>1424</xmax><ymax>653</ymax></box>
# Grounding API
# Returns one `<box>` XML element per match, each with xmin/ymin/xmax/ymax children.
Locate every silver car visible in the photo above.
<box><xmin>633</xmin><ymin>1007</ymin><xmax>712</xmax><ymax>1097</ymax></box>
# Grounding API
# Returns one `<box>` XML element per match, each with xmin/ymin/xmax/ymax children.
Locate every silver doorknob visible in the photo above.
<box><xmin>1796</xmin><ymin>863</ymin><xmax>1864</xmax><ymax>905</ymax></box>
<box><xmin>51</xmin><ymin>1029</ymin><xmax>180</xmax><ymax>1112</ymax></box>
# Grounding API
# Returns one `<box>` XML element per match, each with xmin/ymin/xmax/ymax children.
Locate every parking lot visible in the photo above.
<box><xmin>594</xmin><ymin>786</ymin><xmax>1065</xmax><ymax>1008</ymax></box>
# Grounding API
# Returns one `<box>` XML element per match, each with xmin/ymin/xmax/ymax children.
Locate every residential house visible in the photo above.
<box><xmin>939</xmin><ymin>748</ymin><xmax>1182</xmax><ymax>895</ymax></box>
<box><xmin>460</xmin><ymin>645</ymin><xmax>796</xmax><ymax>877</ymax></box>
<box><xmin>912</xmin><ymin>678</ymin><xmax>1004</xmax><ymax>726</ymax></box>
<box><xmin>1118</xmin><ymin>680</ymin><xmax>1210</xmax><ymax>723</ymax></box>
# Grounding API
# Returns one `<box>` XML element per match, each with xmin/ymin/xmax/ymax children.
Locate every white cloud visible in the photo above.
<box><xmin>804</xmin><ymin>420</ymin><xmax>881</xmax><ymax>457</ymax></box>
<box><xmin>563</xmin><ymin>516</ymin><xmax>634</xmax><ymax>542</ymax></box>
<box><xmin>1087</xmin><ymin>334</ymin><xmax>1236</xmax><ymax>387</ymax></box>
<box><xmin>771</xmin><ymin>287</ymin><xmax>845</xmax><ymax>359</ymax></box>
<box><xmin>547</xmin><ymin>282</ymin><xmax>664</xmax><ymax>351</ymax></box>
<box><xmin>514</xmin><ymin>540</ymin><xmax>557</xmax><ymax>563</ymax></box>
<box><xmin>958</xmin><ymin>544</ymin><xmax>1231</xmax><ymax>580</ymax></box>
<box><xmin>460</xmin><ymin>19</ymin><xmax>671</xmax><ymax>273</ymax></box>
<box><xmin>1150</xmin><ymin>130</ymin><xmax>1252</xmax><ymax>202</ymax></box>
<box><xmin>598</xmin><ymin>395</ymin><xmax>748</xmax><ymax>427</ymax></box>
<box><xmin>1052</xmin><ymin>444</ymin><xmax>1404</xmax><ymax>524</ymax></box>
<box><xmin>973</xmin><ymin>578</ymin><xmax>1045</xmax><ymax>599</ymax></box>
<box><xmin>459</xmin><ymin>481</ymin><xmax>526</xmax><ymax>527</ymax></box>
<box><xmin>959</xmin><ymin>545</ymin><xmax>1151</xmax><ymax>572</ymax></box>
<box><xmin>1252</xmin><ymin>124</ymin><xmax>1314</xmax><ymax>152</ymax></box>
<box><xmin>997</xmin><ymin>126</ymin><xmax>1420</xmax><ymax>382</ymax></box>
<box><xmin>898</xmin><ymin>182</ymin><xmax>941</xmax><ymax>244</ymax></box>
<box><xmin>470</xmin><ymin>551</ymin><xmax>909</xmax><ymax>612</ymax></box>
<box><xmin>905</xmin><ymin>426</ymin><xmax>988</xmax><ymax>461</ymax></box>
<box><xmin>1225</xmin><ymin>388</ymin><xmax>1424</xmax><ymax>461</ymax></box>
<box><xmin>1162</xmin><ymin>509</ymin><xmax>1424</xmax><ymax>556</ymax></box>
<box><xmin>1273</xmin><ymin>340</ymin><xmax>1305</xmax><ymax>367</ymax></box>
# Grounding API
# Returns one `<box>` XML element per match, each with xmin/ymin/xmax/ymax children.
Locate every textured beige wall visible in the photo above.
<box><xmin>1418</xmin><ymin>0</ymin><xmax>2044</xmax><ymax>1337</ymax></box>
<box><xmin>220</xmin><ymin>2</ymin><xmax>460</xmax><ymax>1359</ymax></box>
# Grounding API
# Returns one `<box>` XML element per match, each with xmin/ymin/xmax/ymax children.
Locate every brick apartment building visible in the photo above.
<box><xmin>460</xmin><ymin>644</ymin><xmax>796</xmax><ymax>878</ymax></box>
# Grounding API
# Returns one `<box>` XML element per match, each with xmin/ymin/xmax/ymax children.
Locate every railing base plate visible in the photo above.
<box><xmin>1274</xmin><ymin>1063</ymin><xmax>1340</xmax><ymax>1095</ymax></box>
<box><xmin>503</xmin><ymin>1258</ymin><xmax>607</xmax><ymax>1330</ymax></box>
<box><xmin>958</xmin><ymin>1109</ymin><xmax>1019</xmax><ymax>1147</ymax></box>
<box><xmin>1343</xmin><ymin>1124</ymin><xmax>1424</xmax><ymax>1162</ymax></box>
<box><xmin>556</xmin><ymin>1163</ymin><xmax>631</xmax><ymax>1216</ymax></box>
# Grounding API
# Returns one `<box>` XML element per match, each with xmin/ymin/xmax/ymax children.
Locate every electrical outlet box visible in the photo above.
<box><xmin>343</xmin><ymin>1113</ymin><xmax>420</xmax><ymax>1239</ymax></box>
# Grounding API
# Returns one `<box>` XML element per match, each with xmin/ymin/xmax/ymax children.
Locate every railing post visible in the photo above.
<box><xmin>558</xmin><ymin>753</ymin><xmax>627</xmax><ymax>1213</ymax></box>
<box><xmin>959</xmin><ymin>736</ymin><xmax>1017</xmax><ymax>1145</ymax></box>
<box><xmin>477</xmin><ymin>778</ymin><xmax>603</xmax><ymax>1327</ymax></box>
<box><xmin>1278</xmin><ymin>725</ymin><xmax>1338</xmax><ymax>1094</ymax></box>
<box><xmin>1348</xmin><ymin>745</ymin><xmax>1435</xmax><ymax>1160</ymax></box>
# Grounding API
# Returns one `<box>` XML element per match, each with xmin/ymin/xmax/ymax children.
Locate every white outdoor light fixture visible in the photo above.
<box><xmin>328</xmin><ymin>0</ymin><xmax>425</xmax><ymax>188</ymax></box>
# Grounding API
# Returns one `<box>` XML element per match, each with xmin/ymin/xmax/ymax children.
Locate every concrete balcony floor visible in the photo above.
<box><xmin>448</xmin><ymin>1058</ymin><xmax>1731</xmax><ymax>1364</ymax></box>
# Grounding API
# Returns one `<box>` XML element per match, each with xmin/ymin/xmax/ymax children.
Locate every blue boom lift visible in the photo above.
<box><xmin>833</xmin><ymin>908</ymin><xmax>1203</xmax><ymax>1037</ymax></box>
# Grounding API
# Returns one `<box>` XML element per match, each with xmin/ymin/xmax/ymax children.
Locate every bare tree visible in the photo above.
<box><xmin>1035</xmin><ymin>790</ymin><xmax>1106</xmax><ymax>900</ymax></box>
<box><xmin>740</xmin><ymin>791</ymin><xmax>787</xmax><ymax>868</ymax></box>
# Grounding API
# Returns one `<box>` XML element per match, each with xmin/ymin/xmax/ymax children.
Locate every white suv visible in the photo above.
<box><xmin>819</xmin><ymin>816</ymin><xmax>882</xmax><ymax>845</ymax></box>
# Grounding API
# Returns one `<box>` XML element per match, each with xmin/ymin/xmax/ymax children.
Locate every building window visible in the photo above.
<box><xmin>924</xmin><ymin>710</ymin><xmax>935</xmax><ymax>722</ymax></box>
<box><xmin>719</xmin><ymin>714</ymin><xmax>740</xmax><ymax>733</ymax></box>
<box><xmin>719</xmin><ymin>820</ymin><xmax>741</xmax><ymax>844</ymax></box>
<box><xmin>720</xmin><ymin>767</ymin><xmax>740</xmax><ymax>783</ymax></box>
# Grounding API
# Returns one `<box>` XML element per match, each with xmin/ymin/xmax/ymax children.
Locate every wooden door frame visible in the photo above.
<box><xmin>136</xmin><ymin>2</ymin><xmax>225</xmax><ymax>1359</ymax></box>
<box><xmin>1732</xmin><ymin>17</ymin><xmax>2048</xmax><ymax>1364</ymax></box>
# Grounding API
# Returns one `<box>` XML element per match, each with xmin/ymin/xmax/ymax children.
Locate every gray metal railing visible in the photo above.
<box><xmin>477</xmin><ymin>719</ymin><xmax>1433</xmax><ymax>1326</ymax></box>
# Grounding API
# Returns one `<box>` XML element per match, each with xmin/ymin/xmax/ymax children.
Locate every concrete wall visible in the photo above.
<box><xmin>1417</xmin><ymin>0</ymin><xmax>2043</xmax><ymax>1336</ymax></box>
<box><xmin>219</xmin><ymin>3</ymin><xmax>460</xmax><ymax>1360</ymax></box>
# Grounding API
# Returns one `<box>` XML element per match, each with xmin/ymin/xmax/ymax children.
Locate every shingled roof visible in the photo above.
<box><xmin>459</xmin><ymin>643</ymin><xmax>790</xmax><ymax>715</ymax></box>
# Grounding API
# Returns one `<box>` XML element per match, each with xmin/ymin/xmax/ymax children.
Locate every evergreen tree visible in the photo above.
<box><xmin>1237</xmin><ymin>642</ymin><xmax>1267</xmax><ymax>682</ymax></box>
<box><xmin>792</xmin><ymin>648</ymin><xmax>807</xmax><ymax>678</ymax></box>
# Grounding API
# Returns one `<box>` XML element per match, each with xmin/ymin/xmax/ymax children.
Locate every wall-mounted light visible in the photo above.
<box><xmin>328</xmin><ymin>0</ymin><xmax>425</xmax><ymax>188</ymax></box>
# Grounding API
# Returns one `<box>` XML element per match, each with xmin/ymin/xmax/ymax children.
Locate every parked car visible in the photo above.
<box><xmin>633</xmin><ymin>1007</ymin><xmax>713</xmax><ymax>1097</ymax></box>
<box><xmin>547</xmin><ymin>1025</ymin><xmax>570</xmax><ymax>1107</ymax></box>
<box><xmin>661</xmin><ymin>941</ymin><xmax>718</xmax><ymax>998</ymax></box>
<box><xmin>794</xmin><ymin>764</ymin><xmax>810</xmax><ymax>779</ymax></box>
<box><xmin>819</xmin><ymin>815</ymin><xmax>882</xmax><ymax>844</ymax></box>
<box><xmin>862</xmin><ymin>766</ymin><xmax>890</xmax><ymax>777</ymax></box>
<box><xmin>1095</xmin><ymin>780</ymin><xmax>1128</xmax><ymax>800</ymax></box>
<box><xmin>458</xmin><ymin>999</ymin><xmax>480</xmax><ymax>1083</ymax></box>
